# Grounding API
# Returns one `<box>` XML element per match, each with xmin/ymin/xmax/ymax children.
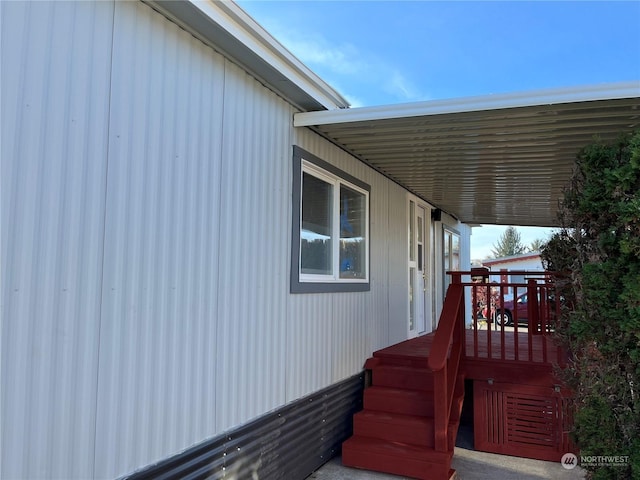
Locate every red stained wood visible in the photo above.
<box><xmin>374</xmin><ymin>330</ymin><xmax>564</xmax><ymax>367</ymax></box>
<box><xmin>343</xmin><ymin>273</ymin><xmax>574</xmax><ymax>479</ymax></box>
<box><xmin>343</xmin><ymin>330</ymin><xmax>573</xmax><ymax>478</ymax></box>
<box><xmin>474</xmin><ymin>381</ymin><xmax>575</xmax><ymax>462</ymax></box>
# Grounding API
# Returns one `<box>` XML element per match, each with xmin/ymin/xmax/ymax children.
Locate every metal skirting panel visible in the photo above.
<box><xmin>124</xmin><ymin>374</ymin><xmax>364</xmax><ymax>480</ymax></box>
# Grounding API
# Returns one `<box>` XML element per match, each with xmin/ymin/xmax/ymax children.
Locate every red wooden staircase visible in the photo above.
<box><xmin>343</xmin><ymin>284</ymin><xmax>466</xmax><ymax>480</ymax></box>
<box><xmin>343</xmin><ymin>353</ymin><xmax>464</xmax><ymax>479</ymax></box>
<box><xmin>342</xmin><ymin>271</ymin><xmax>575</xmax><ymax>479</ymax></box>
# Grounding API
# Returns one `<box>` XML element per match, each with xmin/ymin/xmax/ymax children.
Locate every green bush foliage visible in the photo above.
<box><xmin>540</xmin><ymin>131</ymin><xmax>640</xmax><ymax>479</ymax></box>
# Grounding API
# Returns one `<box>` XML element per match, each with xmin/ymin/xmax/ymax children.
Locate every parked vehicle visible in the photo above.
<box><xmin>495</xmin><ymin>292</ymin><xmax>536</xmax><ymax>326</ymax></box>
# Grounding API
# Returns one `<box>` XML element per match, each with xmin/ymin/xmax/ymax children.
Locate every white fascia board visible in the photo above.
<box><xmin>294</xmin><ymin>81</ymin><xmax>640</xmax><ymax>127</ymax></box>
<box><xmin>147</xmin><ymin>0</ymin><xmax>349</xmax><ymax>111</ymax></box>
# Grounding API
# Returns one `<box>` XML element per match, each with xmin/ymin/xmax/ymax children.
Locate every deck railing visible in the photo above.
<box><xmin>451</xmin><ymin>269</ymin><xmax>565</xmax><ymax>366</ymax></box>
<box><xmin>427</xmin><ymin>270</ymin><xmax>565</xmax><ymax>452</ymax></box>
<box><xmin>427</xmin><ymin>280</ymin><xmax>464</xmax><ymax>452</ymax></box>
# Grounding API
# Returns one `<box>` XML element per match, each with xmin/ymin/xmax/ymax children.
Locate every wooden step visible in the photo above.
<box><xmin>354</xmin><ymin>410</ymin><xmax>461</xmax><ymax>448</ymax></box>
<box><xmin>342</xmin><ymin>436</ymin><xmax>452</xmax><ymax>480</ymax></box>
<box><xmin>364</xmin><ymin>386</ymin><xmax>434</xmax><ymax>416</ymax></box>
<box><xmin>372</xmin><ymin>364</ymin><xmax>434</xmax><ymax>391</ymax></box>
<box><xmin>353</xmin><ymin>410</ymin><xmax>435</xmax><ymax>447</ymax></box>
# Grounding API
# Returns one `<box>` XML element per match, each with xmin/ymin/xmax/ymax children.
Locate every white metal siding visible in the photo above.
<box><xmin>289</xmin><ymin>129</ymin><xmax>410</xmax><ymax>393</ymax></box>
<box><xmin>387</xmin><ymin>183</ymin><xmax>411</xmax><ymax>345</ymax></box>
<box><xmin>1</xmin><ymin>1</ymin><xmax>114</xmax><ymax>478</ymax></box>
<box><xmin>1</xmin><ymin>1</ymin><xmax>471</xmax><ymax>478</ymax></box>
<box><xmin>214</xmin><ymin>59</ymin><xmax>291</xmax><ymax>432</ymax></box>
<box><xmin>94</xmin><ymin>2</ymin><xmax>225</xmax><ymax>477</ymax></box>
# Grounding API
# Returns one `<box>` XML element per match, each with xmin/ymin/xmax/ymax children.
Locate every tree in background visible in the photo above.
<box><xmin>529</xmin><ymin>238</ymin><xmax>546</xmax><ymax>252</ymax></box>
<box><xmin>541</xmin><ymin>131</ymin><xmax>640</xmax><ymax>479</ymax></box>
<box><xmin>490</xmin><ymin>226</ymin><xmax>527</xmax><ymax>258</ymax></box>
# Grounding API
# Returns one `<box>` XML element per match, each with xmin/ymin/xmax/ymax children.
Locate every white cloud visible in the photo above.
<box><xmin>261</xmin><ymin>20</ymin><xmax>427</xmax><ymax>105</ymax></box>
<box><xmin>385</xmin><ymin>71</ymin><xmax>429</xmax><ymax>102</ymax></box>
<box><xmin>266</xmin><ymin>25</ymin><xmax>366</xmax><ymax>76</ymax></box>
<box><xmin>342</xmin><ymin>92</ymin><xmax>366</xmax><ymax>108</ymax></box>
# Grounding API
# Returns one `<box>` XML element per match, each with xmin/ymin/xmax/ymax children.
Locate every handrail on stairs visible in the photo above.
<box><xmin>428</xmin><ymin>274</ymin><xmax>464</xmax><ymax>452</ymax></box>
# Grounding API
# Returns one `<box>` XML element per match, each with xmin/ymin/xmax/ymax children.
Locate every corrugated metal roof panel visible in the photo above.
<box><xmin>294</xmin><ymin>83</ymin><xmax>640</xmax><ymax>226</ymax></box>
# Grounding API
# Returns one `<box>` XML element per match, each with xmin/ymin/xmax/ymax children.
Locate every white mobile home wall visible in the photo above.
<box><xmin>1</xmin><ymin>1</ymin><xmax>470</xmax><ymax>478</ymax></box>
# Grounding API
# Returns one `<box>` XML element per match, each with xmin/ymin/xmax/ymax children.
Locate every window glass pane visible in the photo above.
<box><xmin>409</xmin><ymin>267</ymin><xmax>415</xmax><ymax>330</ymax></box>
<box><xmin>301</xmin><ymin>172</ymin><xmax>333</xmax><ymax>275</ymax></box>
<box><xmin>339</xmin><ymin>185</ymin><xmax>367</xmax><ymax>279</ymax></box>
<box><xmin>444</xmin><ymin>231</ymin><xmax>451</xmax><ymax>271</ymax></box>
<box><xmin>444</xmin><ymin>231</ymin><xmax>451</xmax><ymax>291</ymax></box>
<box><xmin>452</xmin><ymin>234</ymin><xmax>460</xmax><ymax>271</ymax></box>
<box><xmin>409</xmin><ymin>201</ymin><xmax>415</xmax><ymax>261</ymax></box>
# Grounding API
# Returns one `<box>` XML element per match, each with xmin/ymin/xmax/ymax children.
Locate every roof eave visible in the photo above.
<box><xmin>294</xmin><ymin>81</ymin><xmax>639</xmax><ymax>126</ymax></box>
<box><xmin>144</xmin><ymin>0</ymin><xmax>349</xmax><ymax>111</ymax></box>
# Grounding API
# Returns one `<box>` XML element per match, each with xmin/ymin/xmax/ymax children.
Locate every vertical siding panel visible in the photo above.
<box><xmin>286</xmin><ymin>295</ymin><xmax>334</xmax><ymax>400</ymax></box>
<box><xmin>95</xmin><ymin>2</ymin><xmax>224</xmax><ymax>477</ymax></box>
<box><xmin>0</xmin><ymin>1</ymin><xmax>114</xmax><ymax>478</ymax></box>
<box><xmin>331</xmin><ymin>293</ymin><xmax>368</xmax><ymax>381</ymax></box>
<box><xmin>369</xmin><ymin>174</ymin><xmax>391</xmax><ymax>351</ymax></box>
<box><xmin>215</xmin><ymin>61</ymin><xmax>290</xmax><ymax>432</ymax></box>
<box><xmin>288</xmin><ymin>129</ymin><xmax>409</xmax><ymax>391</ymax></box>
<box><xmin>387</xmin><ymin>182</ymin><xmax>410</xmax><ymax>345</ymax></box>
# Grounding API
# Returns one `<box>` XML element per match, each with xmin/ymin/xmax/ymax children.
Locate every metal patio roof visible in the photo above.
<box><xmin>295</xmin><ymin>82</ymin><xmax>640</xmax><ymax>227</ymax></box>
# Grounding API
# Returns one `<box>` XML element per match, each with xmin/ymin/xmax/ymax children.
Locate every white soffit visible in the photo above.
<box><xmin>294</xmin><ymin>82</ymin><xmax>640</xmax><ymax>227</ymax></box>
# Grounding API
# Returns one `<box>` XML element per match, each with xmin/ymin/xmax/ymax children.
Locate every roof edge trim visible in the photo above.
<box><xmin>294</xmin><ymin>81</ymin><xmax>640</xmax><ymax>126</ymax></box>
<box><xmin>145</xmin><ymin>0</ymin><xmax>349</xmax><ymax>111</ymax></box>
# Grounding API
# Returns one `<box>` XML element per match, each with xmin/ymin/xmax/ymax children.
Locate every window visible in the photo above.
<box><xmin>443</xmin><ymin>227</ymin><xmax>460</xmax><ymax>292</ymax></box>
<box><xmin>291</xmin><ymin>147</ymin><xmax>370</xmax><ymax>293</ymax></box>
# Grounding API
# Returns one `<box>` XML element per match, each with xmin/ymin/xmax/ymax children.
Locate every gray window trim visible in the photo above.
<box><xmin>291</xmin><ymin>146</ymin><xmax>371</xmax><ymax>294</ymax></box>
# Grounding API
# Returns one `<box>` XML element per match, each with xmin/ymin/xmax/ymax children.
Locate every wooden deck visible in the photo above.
<box><xmin>344</xmin><ymin>330</ymin><xmax>573</xmax><ymax>478</ymax></box>
<box><xmin>366</xmin><ymin>329</ymin><xmax>573</xmax><ymax>463</ymax></box>
<box><xmin>372</xmin><ymin>329</ymin><xmax>567</xmax><ymax>387</ymax></box>
<box><xmin>344</xmin><ymin>274</ymin><xmax>574</xmax><ymax>478</ymax></box>
<box><xmin>374</xmin><ymin>330</ymin><xmax>564</xmax><ymax>364</ymax></box>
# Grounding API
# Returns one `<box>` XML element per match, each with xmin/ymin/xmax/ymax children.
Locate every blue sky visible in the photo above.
<box><xmin>237</xmin><ymin>0</ymin><xmax>640</xmax><ymax>258</ymax></box>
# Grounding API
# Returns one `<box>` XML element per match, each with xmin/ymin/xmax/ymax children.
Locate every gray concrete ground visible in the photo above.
<box><xmin>306</xmin><ymin>425</ymin><xmax>585</xmax><ymax>480</ymax></box>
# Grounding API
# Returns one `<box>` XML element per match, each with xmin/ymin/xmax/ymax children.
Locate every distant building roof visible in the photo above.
<box><xmin>482</xmin><ymin>252</ymin><xmax>541</xmax><ymax>266</ymax></box>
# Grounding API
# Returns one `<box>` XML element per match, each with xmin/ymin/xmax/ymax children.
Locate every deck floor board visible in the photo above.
<box><xmin>373</xmin><ymin>330</ymin><xmax>562</xmax><ymax>366</ymax></box>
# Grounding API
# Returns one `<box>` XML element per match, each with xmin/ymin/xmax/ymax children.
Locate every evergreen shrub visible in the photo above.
<box><xmin>540</xmin><ymin>131</ymin><xmax>640</xmax><ymax>479</ymax></box>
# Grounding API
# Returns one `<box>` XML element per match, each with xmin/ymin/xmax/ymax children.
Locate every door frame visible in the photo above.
<box><xmin>407</xmin><ymin>195</ymin><xmax>433</xmax><ymax>338</ymax></box>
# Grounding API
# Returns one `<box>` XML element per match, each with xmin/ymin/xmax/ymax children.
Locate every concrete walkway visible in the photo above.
<box><xmin>306</xmin><ymin>426</ymin><xmax>585</xmax><ymax>480</ymax></box>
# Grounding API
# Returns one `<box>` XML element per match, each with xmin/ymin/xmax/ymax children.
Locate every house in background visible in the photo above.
<box><xmin>483</xmin><ymin>252</ymin><xmax>543</xmax><ymax>273</ymax></box>
<box><xmin>2</xmin><ymin>1</ymin><xmax>638</xmax><ymax>479</ymax></box>
<box><xmin>482</xmin><ymin>252</ymin><xmax>544</xmax><ymax>298</ymax></box>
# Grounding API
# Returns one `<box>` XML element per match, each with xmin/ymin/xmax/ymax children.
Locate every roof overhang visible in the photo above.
<box><xmin>295</xmin><ymin>82</ymin><xmax>640</xmax><ymax>226</ymax></box>
<box><xmin>145</xmin><ymin>0</ymin><xmax>349</xmax><ymax>111</ymax></box>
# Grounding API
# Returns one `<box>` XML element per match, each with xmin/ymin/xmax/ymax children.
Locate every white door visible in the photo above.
<box><xmin>408</xmin><ymin>199</ymin><xmax>430</xmax><ymax>337</ymax></box>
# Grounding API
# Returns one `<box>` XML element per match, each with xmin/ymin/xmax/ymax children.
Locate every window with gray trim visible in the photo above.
<box><xmin>291</xmin><ymin>147</ymin><xmax>370</xmax><ymax>293</ymax></box>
